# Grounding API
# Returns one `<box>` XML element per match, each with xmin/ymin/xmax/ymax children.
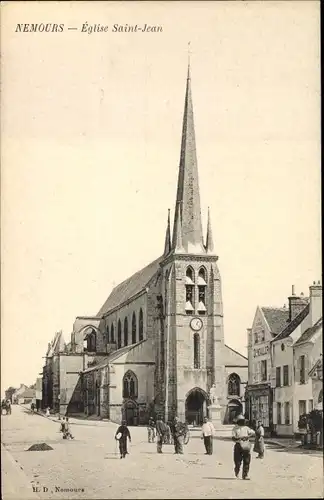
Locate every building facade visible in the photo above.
<box><xmin>271</xmin><ymin>282</ymin><xmax>322</xmax><ymax>436</ymax></box>
<box><xmin>41</xmin><ymin>64</ymin><xmax>248</xmax><ymax>425</ymax></box>
<box><xmin>245</xmin><ymin>305</ymin><xmax>290</xmax><ymax>434</ymax></box>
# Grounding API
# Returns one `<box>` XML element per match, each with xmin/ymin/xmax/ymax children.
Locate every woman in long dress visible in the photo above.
<box><xmin>253</xmin><ymin>421</ymin><xmax>265</xmax><ymax>459</ymax></box>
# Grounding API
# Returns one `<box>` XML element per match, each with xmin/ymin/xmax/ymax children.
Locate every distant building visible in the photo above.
<box><xmin>271</xmin><ymin>282</ymin><xmax>322</xmax><ymax>436</ymax></box>
<box><xmin>11</xmin><ymin>384</ymin><xmax>28</xmax><ymax>404</ymax></box>
<box><xmin>41</xmin><ymin>64</ymin><xmax>248</xmax><ymax>425</ymax></box>
<box><xmin>17</xmin><ymin>388</ymin><xmax>36</xmax><ymax>405</ymax></box>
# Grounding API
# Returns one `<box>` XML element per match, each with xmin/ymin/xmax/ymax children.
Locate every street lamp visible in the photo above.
<box><xmin>58</xmin><ymin>394</ymin><xmax>61</xmax><ymax>420</ymax></box>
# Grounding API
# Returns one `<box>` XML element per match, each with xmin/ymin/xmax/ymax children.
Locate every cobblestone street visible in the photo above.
<box><xmin>1</xmin><ymin>406</ymin><xmax>322</xmax><ymax>499</ymax></box>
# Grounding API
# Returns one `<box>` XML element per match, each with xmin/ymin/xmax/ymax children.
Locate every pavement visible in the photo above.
<box><xmin>1</xmin><ymin>405</ymin><xmax>323</xmax><ymax>499</ymax></box>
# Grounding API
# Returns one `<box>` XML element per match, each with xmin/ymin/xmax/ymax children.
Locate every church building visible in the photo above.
<box><xmin>42</xmin><ymin>63</ymin><xmax>248</xmax><ymax>426</ymax></box>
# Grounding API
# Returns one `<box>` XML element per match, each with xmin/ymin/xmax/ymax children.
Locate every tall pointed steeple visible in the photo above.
<box><xmin>172</xmin><ymin>202</ymin><xmax>185</xmax><ymax>253</ymax></box>
<box><xmin>172</xmin><ymin>55</ymin><xmax>205</xmax><ymax>254</ymax></box>
<box><xmin>163</xmin><ymin>209</ymin><xmax>171</xmax><ymax>256</ymax></box>
<box><xmin>206</xmin><ymin>207</ymin><xmax>215</xmax><ymax>254</ymax></box>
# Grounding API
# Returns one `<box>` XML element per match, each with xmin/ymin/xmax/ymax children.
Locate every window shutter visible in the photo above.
<box><xmin>296</xmin><ymin>357</ymin><xmax>300</xmax><ymax>383</ymax></box>
<box><xmin>305</xmin><ymin>356</ymin><xmax>309</xmax><ymax>383</ymax></box>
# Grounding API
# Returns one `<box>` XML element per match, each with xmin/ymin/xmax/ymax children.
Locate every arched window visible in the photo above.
<box><xmin>124</xmin><ymin>317</ymin><xmax>128</xmax><ymax>347</ymax></box>
<box><xmin>106</xmin><ymin>325</ymin><xmax>110</xmax><ymax>343</ymax></box>
<box><xmin>85</xmin><ymin>328</ymin><xmax>96</xmax><ymax>352</ymax></box>
<box><xmin>111</xmin><ymin>324</ymin><xmax>115</xmax><ymax>343</ymax></box>
<box><xmin>193</xmin><ymin>333</ymin><xmax>200</xmax><ymax>369</ymax></box>
<box><xmin>197</xmin><ymin>267</ymin><xmax>207</xmax><ymax>315</ymax></box>
<box><xmin>228</xmin><ymin>373</ymin><xmax>241</xmax><ymax>397</ymax></box>
<box><xmin>185</xmin><ymin>266</ymin><xmax>195</xmax><ymax>315</ymax></box>
<box><xmin>132</xmin><ymin>312</ymin><xmax>137</xmax><ymax>344</ymax></box>
<box><xmin>139</xmin><ymin>308</ymin><xmax>144</xmax><ymax>341</ymax></box>
<box><xmin>117</xmin><ymin>320</ymin><xmax>122</xmax><ymax>349</ymax></box>
<box><xmin>122</xmin><ymin>370</ymin><xmax>138</xmax><ymax>399</ymax></box>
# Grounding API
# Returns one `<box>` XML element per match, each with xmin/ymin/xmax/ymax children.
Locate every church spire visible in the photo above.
<box><xmin>206</xmin><ymin>207</ymin><xmax>215</xmax><ymax>254</ymax></box>
<box><xmin>172</xmin><ymin>202</ymin><xmax>185</xmax><ymax>253</ymax></box>
<box><xmin>163</xmin><ymin>209</ymin><xmax>171</xmax><ymax>256</ymax></box>
<box><xmin>172</xmin><ymin>55</ymin><xmax>205</xmax><ymax>254</ymax></box>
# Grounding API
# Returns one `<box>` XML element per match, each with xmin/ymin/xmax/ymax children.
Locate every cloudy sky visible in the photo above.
<box><xmin>1</xmin><ymin>1</ymin><xmax>321</xmax><ymax>391</ymax></box>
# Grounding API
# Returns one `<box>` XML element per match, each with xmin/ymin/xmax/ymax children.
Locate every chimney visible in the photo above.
<box><xmin>288</xmin><ymin>284</ymin><xmax>308</xmax><ymax>322</ymax></box>
<box><xmin>309</xmin><ymin>280</ymin><xmax>322</xmax><ymax>326</ymax></box>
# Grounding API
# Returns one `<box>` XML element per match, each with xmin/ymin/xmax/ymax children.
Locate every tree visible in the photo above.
<box><xmin>29</xmin><ymin>383</ymin><xmax>36</xmax><ymax>389</ymax></box>
<box><xmin>5</xmin><ymin>386</ymin><xmax>17</xmax><ymax>401</ymax></box>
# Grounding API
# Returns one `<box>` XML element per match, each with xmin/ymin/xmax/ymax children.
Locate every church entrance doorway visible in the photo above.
<box><xmin>123</xmin><ymin>400</ymin><xmax>139</xmax><ymax>426</ymax></box>
<box><xmin>185</xmin><ymin>388</ymin><xmax>208</xmax><ymax>426</ymax></box>
<box><xmin>225</xmin><ymin>399</ymin><xmax>243</xmax><ymax>424</ymax></box>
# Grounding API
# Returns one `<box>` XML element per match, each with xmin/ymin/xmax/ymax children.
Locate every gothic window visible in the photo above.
<box><xmin>124</xmin><ymin>317</ymin><xmax>128</xmax><ymax>347</ymax></box>
<box><xmin>185</xmin><ymin>267</ymin><xmax>195</xmax><ymax>315</ymax></box>
<box><xmin>228</xmin><ymin>373</ymin><xmax>241</xmax><ymax>397</ymax></box>
<box><xmin>198</xmin><ymin>267</ymin><xmax>207</xmax><ymax>315</ymax></box>
<box><xmin>193</xmin><ymin>333</ymin><xmax>200</xmax><ymax>369</ymax></box>
<box><xmin>122</xmin><ymin>370</ymin><xmax>138</xmax><ymax>399</ymax></box>
<box><xmin>118</xmin><ymin>320</ymin><xmax>122</xmax><ymax>349</ymax></box>
<box><xmin>85</xmin><ymin>328</ymin><xmax>96</xmax><ymax>352</ymax></box>
<box><xmin>139</xmin><ymin>308</ymin><xmax>144</xmax><ymax>341</ymax></box>
<box><xmin>132</xmin><ymin>312</ymin><xmax>137</xmax><ymax>344</ymax></box>
<box><xmin>111</xmin><ymin>324</ymin><xmax>115</xmax><ymax>343</ymax></box>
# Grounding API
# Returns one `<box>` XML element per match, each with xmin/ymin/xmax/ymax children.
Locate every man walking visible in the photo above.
<box><xmin>201</xmin><ymin>416</ymin><xmax>215</xmax><ymax>455</ymax></box>
<box><xmin>232</xmin><ymin>414</ymin><xmax>255</xmax><ymax>480</ymax></box>
<box><xmin>115</xmin><ymin>420</ymin><xmax>131</xmax><ymax>459</ymax></box>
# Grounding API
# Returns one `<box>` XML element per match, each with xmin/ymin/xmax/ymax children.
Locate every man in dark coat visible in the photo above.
<box><xmin>172</xmin><ymin>416</ymin><xmax>185</xmax><ymax>454</ymax></box>
<box><xmin>155</xmin><ymin>415</ymin><xmax>168</xmax><ymax>453</ymax></box>
<box><xmin>115</xmin><ymin>420</ymin><xmax>131</xmax><ymax>459</ymax></box>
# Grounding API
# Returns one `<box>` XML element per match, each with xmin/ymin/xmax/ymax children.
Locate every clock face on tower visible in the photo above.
<box><xmin>190</xmin><ymin>317</ymin><xmax>203</xmax><ymax>332</ymax></box>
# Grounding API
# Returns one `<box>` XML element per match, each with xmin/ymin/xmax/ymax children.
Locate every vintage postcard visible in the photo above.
<box><xmin>1</xmin><ymin>1</ymin><xmax>322</xmax><ymax>499</ymax></box>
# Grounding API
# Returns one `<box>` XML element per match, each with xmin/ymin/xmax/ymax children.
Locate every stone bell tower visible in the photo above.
<box><xmin>159</xmin><ymin>62</ymin><xmax>226</xmax><ymax>424</ymax></box>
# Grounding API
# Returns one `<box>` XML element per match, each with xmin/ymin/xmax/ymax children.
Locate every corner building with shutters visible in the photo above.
<box><xmin>45</xmin><ymin>63</ymin><xmax>248</xmax><ymax>426</ymax></box>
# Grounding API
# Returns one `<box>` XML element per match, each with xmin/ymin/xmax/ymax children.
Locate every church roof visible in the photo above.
<box><xmin>97</xmin><ymin>257</ymin><xmax>163</xmax><ymax>316</ymax></box>
<box><xmin>261</xmin><ymin>307</ymin><xmax>290</xmax><ymax>335</ymax></box>
<box><xmin>82</xmin><ymin>341</ymin><xmax>146</xmax><ymax>373</ymax></box>
<box><xmin>294</xmin><ymin>317</ymin><xmax>322</xmax><ymax>346</ymax></box>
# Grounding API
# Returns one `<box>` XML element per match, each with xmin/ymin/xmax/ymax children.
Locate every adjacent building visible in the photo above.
<box><xmin>271</xmin><ymin>282</ymin><xmax>322</xmax><ymax>436</ymax></box>
<box><xmin>245</xmin><ymin>304</ymin><xmax>290</xmax><ymax>434</ymax></box>
<box><xmin>41</xmin><ymin>64</ymin><xmax>248</xmax><ymax>425</ymax></box>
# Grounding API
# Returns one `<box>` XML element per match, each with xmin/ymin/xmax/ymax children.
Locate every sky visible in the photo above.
<box><xmin>1</xmin><ymin>1</ymin><xmax>321</xmax><ymax>392</ymax></box>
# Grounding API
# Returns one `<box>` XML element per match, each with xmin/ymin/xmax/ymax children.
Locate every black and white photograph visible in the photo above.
<box><xmin>1</xmin><ymin>1</ymin><xmax>322</xmax><ymax>498</ymax></box>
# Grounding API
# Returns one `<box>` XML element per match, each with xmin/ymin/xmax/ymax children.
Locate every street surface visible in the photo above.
<box><xmin>1</xmin><ymin>405</ymin><xmax>323</xmax><ymax>499</ymax></box>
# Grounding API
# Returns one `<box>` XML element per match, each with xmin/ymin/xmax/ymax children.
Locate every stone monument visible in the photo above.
<box><xmin>208</xmin><ymin>384</ymin><xmax>222</xmax><ymax>427</ymax></box>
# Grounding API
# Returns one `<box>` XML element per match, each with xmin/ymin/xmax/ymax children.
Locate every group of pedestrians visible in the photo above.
<box><xmin>146</xmin><ymin>413</ymin><xmax>265</xmax><ymax>481</ymax></box>
<box><xmin>55</xmin><ymin>408</ymin><xmax>264</xmax><ymax>480</ymax></box>
<box><xmin>147</xmin><ymin>415</ymin><xmax>188</xmax><ymax>455</ymax></box>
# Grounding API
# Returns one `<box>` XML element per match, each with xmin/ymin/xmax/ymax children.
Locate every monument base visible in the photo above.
<box><xmin>208</xmin><ymin>404</ymin><xmax>222</xmax><ymax>428</ymax></box>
